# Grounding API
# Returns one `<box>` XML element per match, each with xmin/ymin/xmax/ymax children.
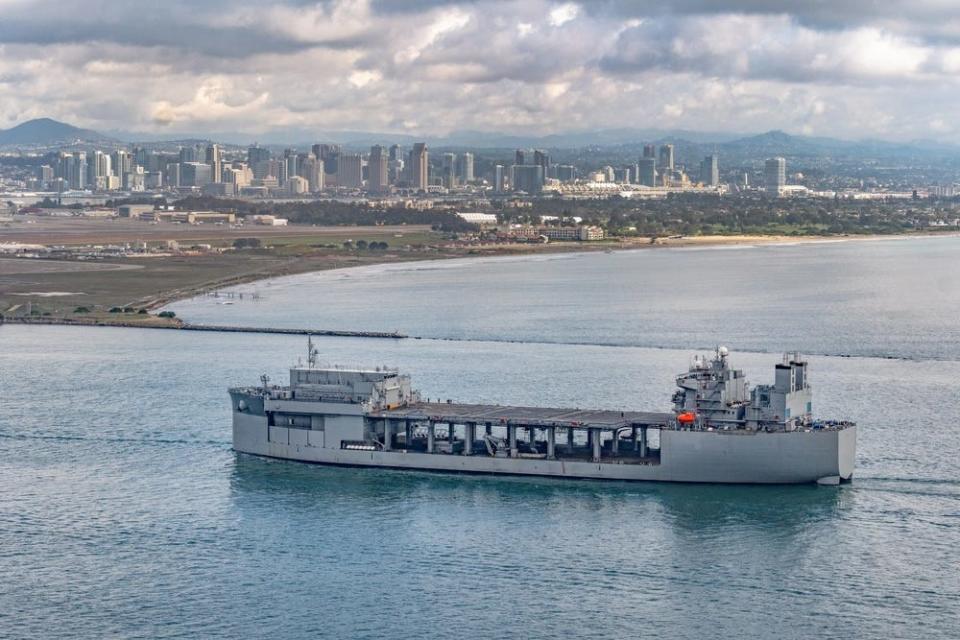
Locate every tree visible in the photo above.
<box><xmin>233</xmin><ymin>237</ymin><xmax>261</xmax><ymax>249</ymax></box>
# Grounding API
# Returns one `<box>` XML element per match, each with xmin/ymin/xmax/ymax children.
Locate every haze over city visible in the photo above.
<box><xmin>1</xmin><ymin>0</ymin><xmax>959</xmax><ymax>142</ymax></box>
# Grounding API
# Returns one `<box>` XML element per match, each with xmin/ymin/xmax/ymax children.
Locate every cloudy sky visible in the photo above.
<box><xmin>0</xmin><ymin>0</ymin><xmax>958</xmax><ymax>140</ymax></box>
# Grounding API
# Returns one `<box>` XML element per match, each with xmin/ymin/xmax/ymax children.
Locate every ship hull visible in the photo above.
<box><xmin>232</xmin><ymin>409</ymin><xmax>856</xmax><ymax>485</ymax></box>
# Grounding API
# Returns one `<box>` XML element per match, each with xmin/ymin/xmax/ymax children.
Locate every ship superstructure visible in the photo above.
<box><xmin>229</xmin><ymin>344</ymin><xmax>856</xmax><ymax>484</ymax></box>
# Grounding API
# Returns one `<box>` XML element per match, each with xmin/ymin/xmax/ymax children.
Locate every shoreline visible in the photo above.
<box><xmin>4</xmin><ymin>230</ymin><xmax>958</xmax><ymax>330</ymax></box>
<box><xmin>150</xmin><ymin>229</ymin><xmax>960</xmax><ymax>309</ymax></box>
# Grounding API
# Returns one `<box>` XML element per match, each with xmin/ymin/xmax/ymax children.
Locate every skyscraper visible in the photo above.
<box><xmin>658</xmin><ymin>144</ymin><xmax>674</xmax><ymax>172</ymax></box>
<box><xmin>181</xmin><ymin>162</ymin><xmax>212</xmax><ymax>187</ymax></box>
<box><xmin>248</xmin><ymin>145</ymin><xmax>271</xmax><ymax>167</ymax></box>
<box><xmin>764</xmin><ymin>157</ymin><xmax>786</xmax><ymax>196</ymax></box>
<box><xmin>319</xmin><ymin>144</ymin><xmax>341</xmax><ymax>175</ymax></box>
<box><xmin>494</xmin><ymin>165</ymin><xmax>504</xmax><ymax>193</ymax></box>
<box><xmin>515</xmin><ymin>149</ymin><xmax>526</xmax><ymax>166</ymax></box>
<box><xmin>112</xmin><ymin>150</ymin><xmax>131</xmax><ymax>177</ymax></box>
<box><xmin>411</xmin><ymin>143</ymin><xmax>428</xmax><ymax>191</ymax></box>
<box><xmin>457</xmin><ymin>152</ymin><xmax>474</xmax><ymax>183</ymax></box>
<box><xmin>638</xmin><ymin>157</ymin><xmax>656</xmax><ymax>187</ymax></box>
<box><xmin>700</xmin><ymin>155</ymin><xmax>719</xmax><ymax>187</ymax></box>
<box><xmin>442</xmin><ymin>153</ymin><xmax>457</xmax><ymax>188</ymax></box>
<box><xmin>643</xmin><ymin>144</ymin><xmax>656</xmax><ymax>159</ymax></box>
<box><xmin>337</xmin><ymin>154</ymin><xmax>364</xmax><ymax>188</ymax></box>
<box><xmin>533</xmin><ymin>149</ymin><xmax>550</xmax><ymax>178</ymax></box>
<box><xmin>207</xmin><ymin>144</ymin><xmax>222</xmax><ymax>183</ymax></box>
<box><xmin>511</xmin><ymin>164</ymin><xmax>544</xmax><ymax>193</ymax></box>
<box><xmin>368</xmin><ymin>145</ymin><xmax>388</xmax><ymax>192</ymax></box>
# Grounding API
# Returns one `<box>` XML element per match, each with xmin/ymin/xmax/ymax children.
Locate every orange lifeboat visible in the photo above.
<box><xmin>677</xmin><ymin>412</ymin><xmax>696</xmax><ymax>425</ymax></box>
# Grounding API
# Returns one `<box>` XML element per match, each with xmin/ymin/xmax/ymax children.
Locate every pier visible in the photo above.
<box><xmin>1</xmin><ymin>316</ymin><xmax>407</xmax><ymax>339</ymax></box>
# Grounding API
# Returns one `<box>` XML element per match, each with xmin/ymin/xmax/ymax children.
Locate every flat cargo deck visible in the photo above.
<box><xmin>370</xmin><ymin>402</ymin><xmax>673</xmax><ymax>430</ymax></box>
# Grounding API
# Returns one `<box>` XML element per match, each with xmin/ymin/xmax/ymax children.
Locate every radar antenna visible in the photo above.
<box><xmin>307</xmin><ymin>335</ymin><xmax>319</xmax><ymax>368</ymax></box>
<box><xmin>260</xmin><ymin>374</ymin><xmax>270</xmax><ymax>392</ymax></box>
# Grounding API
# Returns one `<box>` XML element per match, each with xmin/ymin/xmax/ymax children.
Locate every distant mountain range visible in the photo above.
<box><xmin>3</xmin><ymin>118</ymin><xmax>960</xmax><ymax>162</ymax></box>
<box><xmin>0</xmin><ymin>117</ymin><xmax>117</xmax><ymax>147</ymax></box>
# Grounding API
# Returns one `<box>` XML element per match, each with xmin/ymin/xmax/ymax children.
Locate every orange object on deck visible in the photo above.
<box><xmin>677</xmin><ymin>412</ymin><xmax>696</xmax><ymax>424</ymax></box>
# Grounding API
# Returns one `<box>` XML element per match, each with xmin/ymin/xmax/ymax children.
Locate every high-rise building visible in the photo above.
<box><xmin>410</xmin><ymin>143</ymin><xmax>428</xmax><ymax>191</ymax></box>
<box><xmin>181</xmin><ymin>162</ymin><xmax>212</xmax><ymax>187</ymax></box>
<box><xmin>494</xmin><ymin>165</ymin><xmax>505</xmax><ymax>193</ymax></box>
<box><xmin>368</xmin><ymin>145</ymin><xmax>388</xmax><ymax>192</ymax></box>
<box><xmin>658</xmin><ymin>144</ymin><xmax>674</xmax><ymax>172</ymax></box>
<box><xmin>112</xmin><ymin>150</ymin><xmax>131</xmax><ymax>178</ymax></box>
<box><xmin>533</xmin><ymin>149</ymin><xmax>550</xmax><ymax>177</ymax></box>
<box><xmin>764</xmin><ymin>157</ymin><xmax>786</xmax><ymax>196</ymax></box>
<box><xmin>337</xmin><ymin>153</ymin><xmax>364</xmax><ymax>188</ymax></box>
<box><xmin>700</xmin><ymin>155</ymin><xmax>719</xmax><ymax>187</ymax></box>
<box><xmin>69</xmin><ymin>152</ymin><xmax>87</xmax><ymax>189</ymax></box>
<box><xmin>515</xmin><ymin>149</ymin><xmax>526</xmax><ymax>166</ymax></box>
<box><xmin>318</xmin><ymin>144</ymin><xmax>341</xmax><ymax>176</ymax></box>
<box><xmin>207</xmin><ymin>144</ymin><xmax>222</xmax><ymax>183</ymax></box>
<box><xmin>638</xmin><ymin>157</ymin><xmax>656</xmax><ymax>187</ymax></box>
<box><xmin>643</xmin><ymin>144</ymin><xmax>656</xmax><ymax>159</ymax></box>
<box><xmin>457</xmin><ymin>152</ymin><xmax>474</xmax><ymax>183</ymax></box>
<box><xmin>166</xmin><ymin>162</ymin><xmax>181</xmax><ymax>188</ymax></box>
<box><xmin>248</xmin><ymin>145</ymin><xmax>271</xmax><ymax>167</ymax></box>
<box><xmin>556</xmin><ymin>165</ymin><xmax>577</xmax><ymax>182</ymax></box>
<box><xmin>511</xmin><ymin>165</ymin><xmax>544</xmax><ymax>193</ymax></box>
<box><xmin>441</xmin><ymin>153</ymin><xmax>457</xmax><ymax>188</ymax></box>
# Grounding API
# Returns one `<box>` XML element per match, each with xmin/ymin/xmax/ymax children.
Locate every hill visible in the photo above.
<box><xmin>0</xmin><ymin>118</ymin><xmax>117</xmax><ymax>147</ymax></box>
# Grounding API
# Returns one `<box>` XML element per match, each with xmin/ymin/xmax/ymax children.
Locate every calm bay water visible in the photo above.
<box><xmin>2</xmin><ymin>237</ymin><xmax>960</xmax><ymax>639</ymax></box>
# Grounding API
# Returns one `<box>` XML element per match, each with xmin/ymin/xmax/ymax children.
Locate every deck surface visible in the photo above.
<box><xmin>370</xmin><ymin>402</ymin><xmax>673</xmax><ymax>430</ymax></box>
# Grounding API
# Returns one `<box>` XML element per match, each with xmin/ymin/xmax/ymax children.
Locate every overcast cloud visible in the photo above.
<box><xmin>1</xmin><ymin>0</ymin><xmax>959</xmax><ymax>140</ymax></box>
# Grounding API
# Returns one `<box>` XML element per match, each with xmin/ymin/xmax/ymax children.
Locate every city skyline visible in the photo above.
<box><xmin>1</xmin><ymin>2</ymin><xmax>960</xmax><ymax>142</ymax></box>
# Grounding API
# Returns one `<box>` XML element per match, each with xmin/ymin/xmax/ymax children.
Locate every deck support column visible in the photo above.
<box><xmin>640</xmin><ymin>426</ymin><xmax>648</xmax><ymax>458</ymax></box>
<box><xmin>591</xmin><ymin>428</ymin><xmax>601</xmax><ymax>463</ymax></box>
<box><xmin>528</xmin><ymin>426</ymin><xmax>536</xmax><ymax>446</ymax></box>
<box><xmin>485</xmin><ymin>422</ymin><xmax>492</xmax><ymax>436</ymax></box>
<box><xmin>612</xmin><ymin>429</ymin><xmax>619</xmax><ymax>455</ymax></box>
<box><xmin>404</xmin><ymin>420</ymin><xmax>412</xmax><ymax>447</ymax></box>
<box><xmin>547</xmin><ymin>427</ymin><xmax>555</xmax><ymax>459</ymax></box>
<box><xmin>448</xmin><ymin>423</ymin><xmax>455</xmax><ymax>443</ymax></box>
<box><xmin>427</xmin><ymin>421</ymin><xmax>435</xmax><ymax>453</ymax></box>
<box><xmin>567</xmin><ymin>428</ymin><xmax>575</xmax><ymax>452</ymax></box>
<box><xmin>383</xmin><ymin>419</ymin><xmax>392</xmax><ymax>451</ymax></box>
<box><xmin>464</xmin><ymin>423</ymin><xmax>475</xmax><ymax>456</ymax></box>
<box><xmin>508</xmin><ymin>424</ymin><xmax>518</xmax><ymax>457</ymax></box>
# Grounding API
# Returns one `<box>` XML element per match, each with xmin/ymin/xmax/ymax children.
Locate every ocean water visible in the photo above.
<box><xmin>2</xmin><ymin>237</ymin><xmax>959</xmax><ymax>639</ymax></box>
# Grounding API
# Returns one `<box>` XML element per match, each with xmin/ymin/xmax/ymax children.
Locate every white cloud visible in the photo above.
<box><xmin>0</xmin><ymin>0</ymin><xmax>959</xmax><ymax>141</ymax></box>
<box><xmin>548</xmin><ymin>3</ymin><xmax>579</xmax><ymax>28</ymax></box>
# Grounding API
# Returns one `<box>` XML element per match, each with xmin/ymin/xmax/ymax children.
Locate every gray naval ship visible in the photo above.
<box><xmin>230</xmin><ymin>343</ymin><xmax>856</xmax><ymax>484</ymax></box>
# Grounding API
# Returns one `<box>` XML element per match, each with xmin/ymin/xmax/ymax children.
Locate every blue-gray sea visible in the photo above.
<box><xmin>2</xmin><ymin>237</ymin><xmax>959</xmax><ymax>639</ymax></box>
